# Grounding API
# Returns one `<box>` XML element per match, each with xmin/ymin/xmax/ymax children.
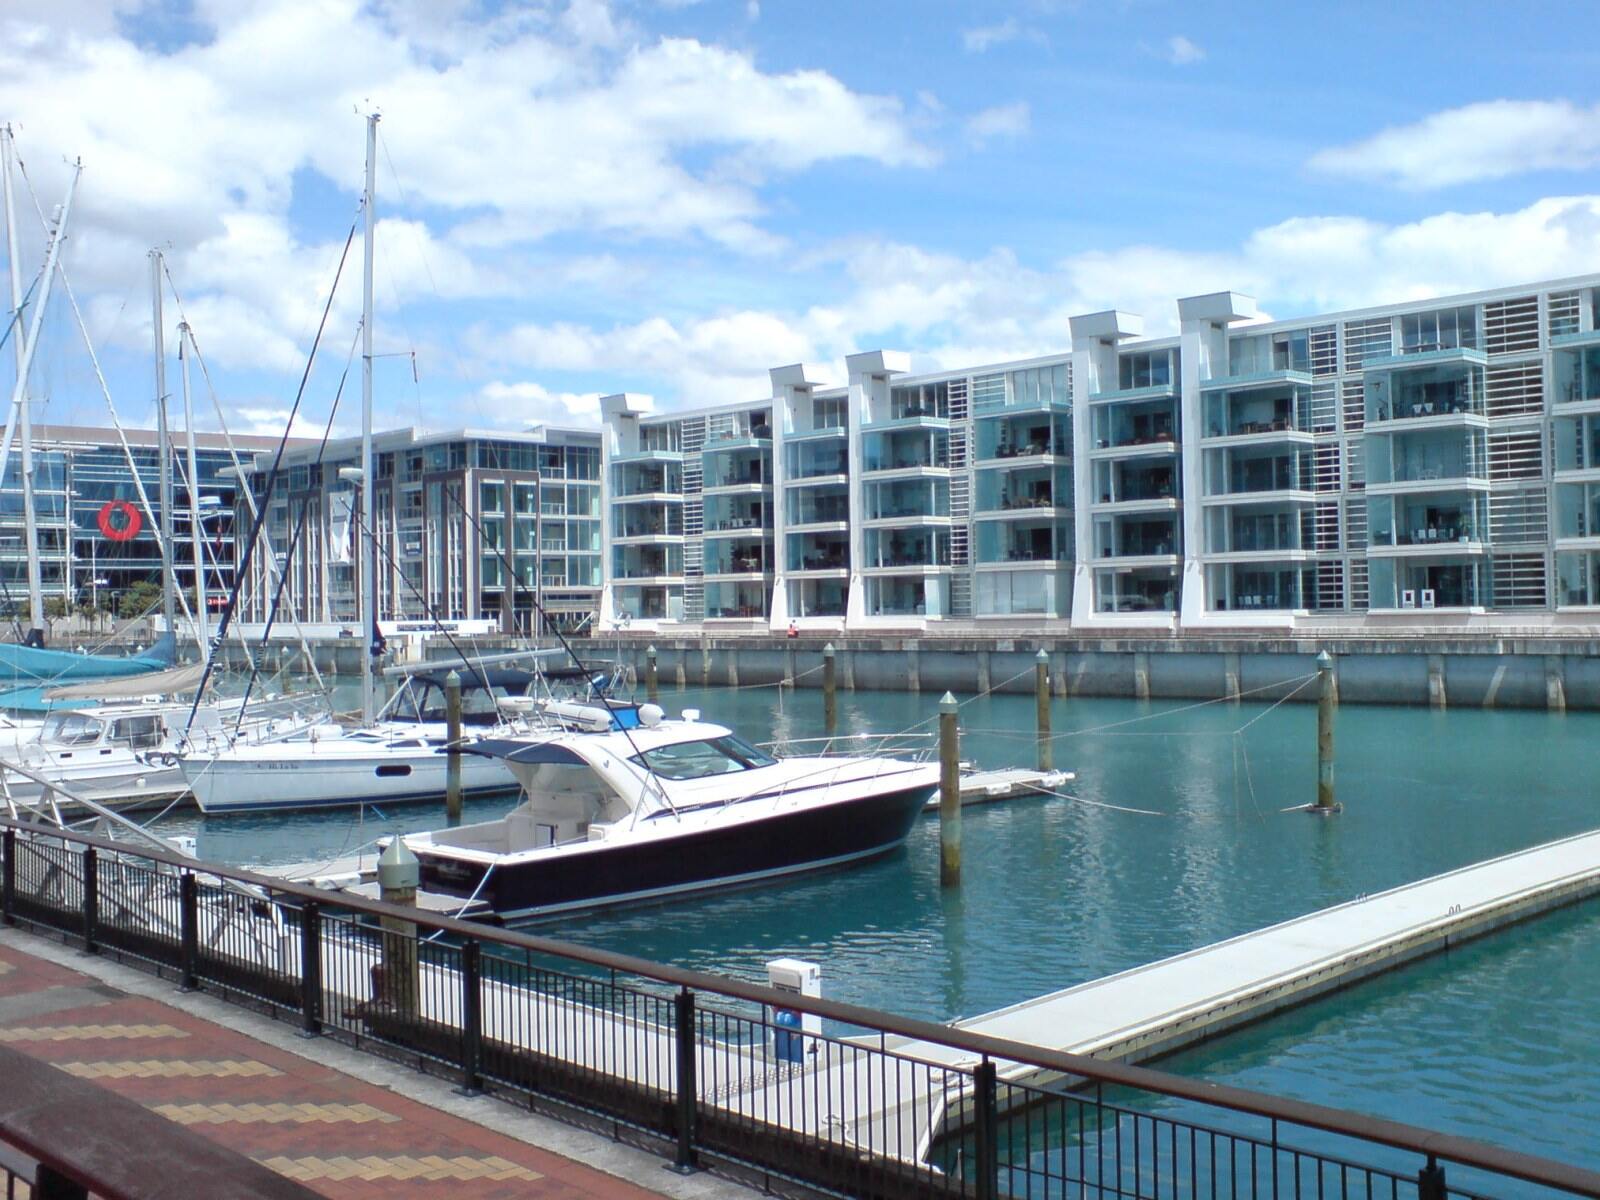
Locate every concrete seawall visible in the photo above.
<box><xmin>587</xmin><ymin>633</ymin><xmax>1600</xmax><ymax>711</ymax></box>
<box><xmin>190</xmin><ymin>630</ymin><xmax>1600</xmax><ymax>710</ymax></box>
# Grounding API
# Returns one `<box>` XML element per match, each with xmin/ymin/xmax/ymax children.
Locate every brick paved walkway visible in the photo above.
<box><xmin>0</xmin><ymin>939</ymin><xmax>666</xmax><ymax>1199</ymax></box>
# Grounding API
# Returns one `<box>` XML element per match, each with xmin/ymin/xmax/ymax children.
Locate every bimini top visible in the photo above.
<box><xmin>406</xmin><ymin>667</ymin><xmax>542</xmax><ymax>692</ymax></box>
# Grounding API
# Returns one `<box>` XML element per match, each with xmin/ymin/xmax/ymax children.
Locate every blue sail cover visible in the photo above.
<box><xmin>0</xmin><ymin>630</ymin><xmax>177</xmax><ymax>685</ymax></box>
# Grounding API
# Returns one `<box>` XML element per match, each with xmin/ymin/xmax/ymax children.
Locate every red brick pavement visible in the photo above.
<box><xmin>0</xmin><ymin>940</ymin><xmax>667</xmax><ymax>1199</ymax></box>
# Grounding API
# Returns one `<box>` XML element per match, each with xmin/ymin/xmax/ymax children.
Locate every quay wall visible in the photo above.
<box><xmin>589</xmin><ymin>633</ymin><xmax>1600</xmax><ymax>711</ymax></box>
<box><xmin>191</xmin><ymin>631</ymin><xmax>1600</xmax><ymax>710</ymax></box>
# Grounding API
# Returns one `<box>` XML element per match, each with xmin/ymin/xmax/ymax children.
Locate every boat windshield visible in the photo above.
<box><xmin>630</xmin><ymin>735</ymin><xmax>777</xmax><ymax>781</ymax></box>
<box><xmin>41</xmin><ymin>712</ymin><xmax>105</xmax><ymax>747</ymax></box>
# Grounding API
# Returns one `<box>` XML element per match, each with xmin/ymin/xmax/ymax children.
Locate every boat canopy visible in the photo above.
<box><xmin>463</xmin><ymin>738</ymin><xmax>588</xmax><ymax>766</ymax></box>
<box><xmin>43</xmin><ymin>663</ymin><xmax>208</xmax><ymax>702</ymax></box>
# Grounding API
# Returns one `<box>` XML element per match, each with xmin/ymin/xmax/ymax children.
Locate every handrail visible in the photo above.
<box><xmin>4</xmin><ymin>814</ymin><xmax>1599</xmax><ymax>1198</ymax></box>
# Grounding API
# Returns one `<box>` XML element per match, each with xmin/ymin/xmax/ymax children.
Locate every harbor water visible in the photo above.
<box><xmin>159</xmin><ymin>681</ymin><xmax>1600</xmax><ymax>1165</ymax></box>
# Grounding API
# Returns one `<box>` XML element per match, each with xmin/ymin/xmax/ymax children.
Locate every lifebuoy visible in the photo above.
<box><xmin>97</xmin><ymin>500</ymin><xmax>142</xmax><ymax>542</ymax></box>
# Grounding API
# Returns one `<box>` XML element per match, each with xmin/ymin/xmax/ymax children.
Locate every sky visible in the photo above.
<box><xmin>2</xmin><ymin>0</ymin><xmax>1600</xmax><ymax>440</ymax></box>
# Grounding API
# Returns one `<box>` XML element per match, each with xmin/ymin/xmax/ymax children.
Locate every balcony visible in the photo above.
<box><xmin>1093</xmin><ymin>565</ymin><xmax>1178</xmax><ymax>614</ymax></box>
<box><xmin>703</xmin><ymin>514</ymin><xmax>772</xmax><ymax>536</ymax></box>
<box><xmin>612</xmin><ymin>468</ymin><xmax>682</xmax><ymax>498</ymax></box>
<box><xmin>705</xmin><ymin>579</ymin><xmax>770</xmax><ymax>621</ymax></box>
<box><xmin>1089</xmin><ymin>381</ymin><xmax>1179</xmax><ymax>406</ymax></box>
<box><xmin>1365</xmin><ymin>355</ymin><xmax>1486</xmax><ymax>429</ymax></box>
<box><xmin>861</xmin><ymin>440</ymin><xmax>951</xmax><ymax>474</ymax></box>
<box><xmin>1090</xmin><ymin>397</ymin><xmax>1179</xmax><ymax>457</ymax></box>
<box><xmin>705</xmin><ymin>549</ymin><xmax>773</xmax><ymax>578</ymax></box>
<box><xmin>1095</xmin><ymin>514</ymin><xmax>1178</xmax><ymax>562</ymax></box>
<box><xmin>1553</xmin><ymin>340</ymin><xmax>1600</xmax><ymax>408</ymax></box>
<box><xmin>1365</xmin><ymin>435</ymin><xmax>1488</xmax><ymax>495</ymax></box>
<box><xmin>864</xmin><ymin>527</ymin><xmax>951</xmax><ymax>571</ymax></box>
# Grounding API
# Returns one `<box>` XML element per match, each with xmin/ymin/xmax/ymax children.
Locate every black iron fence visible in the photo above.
<box><xmin>3</xmin><ymin>818</ymin><xmax>1598</xmax><ymax>1200</ymax></box>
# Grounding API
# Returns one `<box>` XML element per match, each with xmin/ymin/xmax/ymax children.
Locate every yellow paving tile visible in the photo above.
<box><xmin>153</xmin><ymin>1101</ymin><xmax>399</xmax><ymax>1126</ymax></box>
<box><xmin>58</xmin><ymin>1058</ymin><xmax>281</xmax><ymax>1079</ymax></box>
<box><xmin>0</xmin><ymin>1023</ymin><xmax>187</xmax><ymax>1042</ymax></box>
<box><xmin>256</xmin><ymin>1154</ymin><xmax>543</xmax><ymax>1183</ymax></box>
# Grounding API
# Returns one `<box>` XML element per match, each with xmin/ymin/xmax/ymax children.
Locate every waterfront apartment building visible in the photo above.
<box><xmin>233</xmin><ymin>426</ymin><xmax>603</xmax><ymax>633</ymax></box>
<box><xmin>597</xmin><ymin>272</ymin><xmax>1600</xmax><ymax>633</ymax></box>
<box><xmin>0</xmin><ymin>423</ymin><xmax>272</xmax><ymax>619</ymax></box>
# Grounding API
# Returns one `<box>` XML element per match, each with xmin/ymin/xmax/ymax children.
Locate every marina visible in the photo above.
<box><xmin>3</xmin><ymin>14</ymin><xmax>1600</xmax><ymax>1195</ymax></box>
<box><xmin>4</xmin><ymin>678</ymin><xmax>1599</xmax><ymax>1181</ymax></box>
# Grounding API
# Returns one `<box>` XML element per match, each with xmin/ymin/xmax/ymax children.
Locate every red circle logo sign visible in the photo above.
<box><xmin>96</xmin><ymin>500</ymin><xmax>142</xmax><ymax>542</ymax></box>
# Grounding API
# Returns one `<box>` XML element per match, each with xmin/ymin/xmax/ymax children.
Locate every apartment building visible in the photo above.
<box><xmin>235</xmin><ymin>426</ymin><xmax>602</xmax><ymax>632</ymax></box>
<box><xmin>598</xmin><ymin>272</ymin><xmax>1600</xmax><ymax>633</ymax></box>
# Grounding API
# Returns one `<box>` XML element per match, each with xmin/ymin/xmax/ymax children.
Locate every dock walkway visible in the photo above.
<box><xmin>897</xmin><ymin>825</ymin><xmax>1600</xmax><ymax>1080</ymax></box>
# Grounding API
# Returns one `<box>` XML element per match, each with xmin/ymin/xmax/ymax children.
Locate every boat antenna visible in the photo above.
<box><xmin>181</xmin><ymin>217</ymin><xmax>359</xmax><ymax>734</ymax></box>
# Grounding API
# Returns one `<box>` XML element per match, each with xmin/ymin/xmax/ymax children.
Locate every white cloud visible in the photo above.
<box><xmin>1310</xmin><ymin>99</ymin><xmax>1600</xmax><ymax>190</ymax></box>
<box><xmin>0</xmin><ymin>0</ymin><xmax>936</xmax><ymax>376</ymax></box>
<box><xmin>478</xmin><ymin>380</ymin><xmax>604</xmax><ymax>427</ymax></box>
<box><xmin>965</xmin><ymin>102</ymin><xmax>1031</xmax><ymax>146</ymax></box>
<box><xmin>962</xmin><ymin>19</ymin><xmax>1019</xmax><ymax>53</ymax></box>
<box><xmin>1162</xmin><ymin>35</ymin><xmax>1205</xmax><ymax>65</ymax></box>
<box><xmin>467</xmin><ymin>194</ymin><xmax>1600</xmax><ymax>411</ymax></box>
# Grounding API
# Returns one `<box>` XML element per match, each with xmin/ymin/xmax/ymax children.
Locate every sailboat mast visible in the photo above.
<box><xmin>150</xmin><ymin>250</ymin><xmax>176</xmax><ymax>638</ymax></box>
<box><xmin>179</xmin><ymin>321</ymin><xmax>205</xmax><ymax>646</ymax></box>
<box><xmin>0</xmin><ymin>160</ymin><xmax>78</xmax><ymax>641</ymax></box>
<box><xmin>360</xmin><ymin>112</ymin><xmax>378</xmax><ymax>725</ymax></box>
<box><xmin>2</xmin><ymin>128</ymin><xmax>43</xmax><ymax>641</ymax></box>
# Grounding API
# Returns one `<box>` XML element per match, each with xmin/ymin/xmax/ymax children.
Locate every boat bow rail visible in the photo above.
<box><xmin>6</xmin><ymin>817</ymin><xmax>1596</xmax><ymax>1200</ymax></box>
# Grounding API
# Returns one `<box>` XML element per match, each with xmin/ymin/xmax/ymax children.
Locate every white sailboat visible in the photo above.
<box><xmin>179</xmin><ymin>115</ymin><xmax>524</xmax><ymax>816</ymax></box>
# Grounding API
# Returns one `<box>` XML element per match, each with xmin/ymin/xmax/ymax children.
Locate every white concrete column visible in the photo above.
<box><xmin>843</xmin><ymin>350</ymin><xmax>909</xmax><ymax>631</ymax></box>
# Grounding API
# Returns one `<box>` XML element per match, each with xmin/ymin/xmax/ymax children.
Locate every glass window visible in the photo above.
<box><xmin>630</xmin><ymin>735</ymin><xmax>778</xmax><ymax>780</ymax></box>
<box><xmin>42</xmin><ymin>713</ymin><xmax>105</xmax><ymax>746</ymax></box>
<box><xmin>1118</xmin><ymin>350</ymin><xmax>1173</xmax><ymax>390</ymax></box>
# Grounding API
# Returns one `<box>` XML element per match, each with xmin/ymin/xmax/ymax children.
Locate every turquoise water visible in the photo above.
<box><xmin>157</xmin><ymin>683</ymin><xmax>1600</xmax><ymax>1164</ymax></box>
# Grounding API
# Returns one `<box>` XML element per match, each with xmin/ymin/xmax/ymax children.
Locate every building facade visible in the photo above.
<box><xmin>0</xmin><ymin>423</ymin><xmax>270</xmax><ymax>621</ymax></box>
<box><xmin>234</xmin><ymin>426</ymin><xmax>603</xmax><ymax>633</ymax></box>
<box><xmin>598</xmin><ymin>272</ymin><xmax>1600</xmax><ymax>634</ymax></box>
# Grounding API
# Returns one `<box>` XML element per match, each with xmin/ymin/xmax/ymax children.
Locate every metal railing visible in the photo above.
<box><xmin>3</xmin><ymin>818</ymin><xmax>1599</xmax><ymax>1200</ymax></box>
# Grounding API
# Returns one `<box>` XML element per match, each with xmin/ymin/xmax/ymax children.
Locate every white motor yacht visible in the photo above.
<box><xmin>401</xmin><ymin>702</ymin><xmax>940</xmax><ymax>921</ymax></box>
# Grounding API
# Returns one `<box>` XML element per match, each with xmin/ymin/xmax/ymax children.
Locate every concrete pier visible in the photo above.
<box><xmin>898</xmin><ymin>825</ymin><xmax>1600</xmax><ymax>1082</ymax></box>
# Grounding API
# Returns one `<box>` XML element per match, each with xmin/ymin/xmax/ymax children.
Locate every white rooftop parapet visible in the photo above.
<box><xmin>844</xmin><ymin>349</ymin><xmax>911</xmax><ymax>379</ymax></box>
<box><xmin>1176</xmin><ymin>291</ymin><xmax>1258</xmax><ymax>326</ymax></box>
<box><xmin>769</xmin><ymin>363</ymin><xmax>830</xmax><ymax>392</ymax></box>
<box><xmin>1068</xmin><ymin>310</ymin><xmax>1144</xmax><ymax>345</ymax></box>
<box><xmin>600</xmin><ymin>392</ymin><xmax>654</xmax><ymax>419</ymax></box>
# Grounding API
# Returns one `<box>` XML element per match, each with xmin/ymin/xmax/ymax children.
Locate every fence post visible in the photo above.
<box><xmin>973</xmin><ymin>1058</ymin><xmax>999</xmax><ymax>1200</ymax></box>
<box><xmin>179</xmin><ymin>871</ymin><xmax>199</xmax><ymax>991</ymax></box>
<box><xmin>672</xmin><ymin>987</ymin><xmax>698</xmax><ymax>1173</ymax></box>
<box><xmin>299</xmin><ymin>901</ymin><xmax>323</xmax><ymax>1037</ymax></box>
<box><xmin>33</xmin><ymin>1163</ymin><xmax>88</xmax><ymax>1200</ymax></box>
<box><xmin>1417</xmin><ymin>1156</ymin><xmax>1447</xmax><ymax>1200</ymax></box>
<box><xmin>458</xmin><ymin>940</ymin><xmax>482</xmax><ymax>1095</ymax></box>
<box><xmin>80</xmin><ymin>846</ymin><xmax>98</xmax><ymax>955</ymax></box>
<box><xmin>2</xmin><ymin>828</ymin><xmax>15</xmax><ymax>926</ymax></box>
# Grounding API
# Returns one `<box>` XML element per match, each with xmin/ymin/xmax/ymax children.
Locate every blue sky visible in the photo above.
<box><xmin>2</xmin><ymin>0</ymin><xmax>1600</xmax><ymax>439</ymax></box>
